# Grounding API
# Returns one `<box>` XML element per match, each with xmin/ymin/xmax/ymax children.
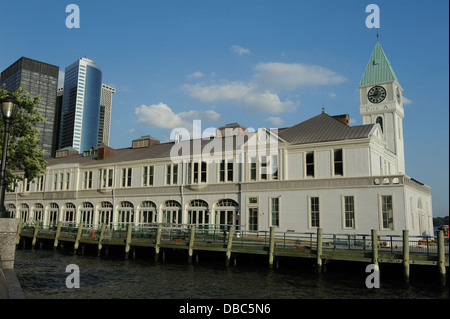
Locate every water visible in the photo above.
<box><xmin>13</xmin><ymin>248</ymin><xmax>448</xmax><ymax>300</ymax></box>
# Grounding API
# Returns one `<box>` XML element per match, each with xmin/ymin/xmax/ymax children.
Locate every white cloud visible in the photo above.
<box><xmin>402</xmin><ymin>96</ymin><xmax>412</xmax><ymax>105</ymax></box>
<box><xmin>253</xmin><ymin>62</ymin><xmax>347</xmax><ymax>91</ymax></box>
<box><xmin>135</xmin><ymin>102</ymin><xmax>222</xmax><ymax>130</ymax></box>
<box><xmin>182</xmin><ymin>82</ymin><xmax>252</xmax><ymax>103</ymax></box>
<box><xmin>266</xmin><ymin>116</ymin><xmax>284</xmax><ymax>126</ymax></box>
<box><xmin>232</xmin><ymin>45</ymin><xmax>250</xmax><ymax>56</ymax></box>
<box><xmin>182</xmin><ymin>61</ymin><xmax>345</xmax><ymax>116</ymax></box>
<box><xmin>182</xmin><ymin>82</ymin><xmax>295</xmax><ymax>114</ymax></box>
<box><xmin>243</xmin><ymin>90</ymin><xmax>296</xmax><ymax>114</ymax></box>
<box><xmin>187</xmin><ymin>71</ymin><xmax>205</xmax><ymax>80</ymax></box>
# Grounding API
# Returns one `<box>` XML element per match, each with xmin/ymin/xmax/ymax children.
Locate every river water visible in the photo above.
<box><xmin>13</xmin><ymin>247</ymin><xmax>448</xmax><ymax>301</ymax></box>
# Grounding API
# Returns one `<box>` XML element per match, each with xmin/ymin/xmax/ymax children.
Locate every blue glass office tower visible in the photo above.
<box><xmin>59</xmin><ymin>58</ymin><xmax>102</xmax><ymax>153</ymax></box>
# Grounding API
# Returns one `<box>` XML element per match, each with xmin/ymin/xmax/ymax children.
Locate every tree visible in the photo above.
<box><xmin>0</xmin><ymin>86</ymin><xmax>47</xmax><ymax>191</ymax></box>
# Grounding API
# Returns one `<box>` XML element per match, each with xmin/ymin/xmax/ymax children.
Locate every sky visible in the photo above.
<box><xmin>0</xmin><ymin>0</ymin><xmax>448</xmax><ymax>217</ymax></box>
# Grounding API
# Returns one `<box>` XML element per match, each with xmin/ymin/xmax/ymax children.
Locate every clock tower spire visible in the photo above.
<box><xmin>359</xmin><ymin>42</ymin><xmax>405</xmax><ymax>174</ymax></box>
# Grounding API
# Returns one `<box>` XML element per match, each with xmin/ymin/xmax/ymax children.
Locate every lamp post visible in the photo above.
<box><xmin>0</xmin><ymin>95</ymin><xmax>19</xmax><ymax>218</ymax></box>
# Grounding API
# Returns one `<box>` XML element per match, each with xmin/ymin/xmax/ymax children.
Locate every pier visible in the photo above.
<box><xmin>16</xmin><ymin>221</ymin><xmax>449</xmax><ymax>285</ymax></box>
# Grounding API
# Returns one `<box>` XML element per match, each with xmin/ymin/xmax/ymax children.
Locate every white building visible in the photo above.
<box><xmin>5</xmin><ymin>42</ymin><xmax>434</xmax><ymax>237</ymax></box>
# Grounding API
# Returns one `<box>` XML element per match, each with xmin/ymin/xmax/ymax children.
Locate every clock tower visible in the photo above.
<box><xmin>359</xmin><ymin>41</ymin><xmax>405</xmax><ymax>174</ymax></box>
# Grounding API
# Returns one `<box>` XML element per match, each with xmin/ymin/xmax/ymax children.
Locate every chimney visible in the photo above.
<box><xmin>132</xmin><ymin>135</ymin><xmax>160</xmax><ymax>149</ymax></box>
<box><xmin>332</xmin><ymin>114</ymin><xmax>350</xmax><ymax>126</ymax></box>
<box><xmin>216</xmin><ymin>123</ymin><xmax>247</xmax><ymax>137</ymax></box>
<box><xmin>55</xmin><ymin>147</ymin><xmax>79</xmax><ymax>158</ymax></box>
<box><xmin>97</xmin><ymin>145</ymin><xmax>116</xmax><ymax>160</ymax></box>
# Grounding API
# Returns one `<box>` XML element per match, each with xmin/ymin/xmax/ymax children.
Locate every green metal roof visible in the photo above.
<box><xmin>359</xmin><ymin>42</ymin><xmax>401</xmax><ymax>88</ymax></box>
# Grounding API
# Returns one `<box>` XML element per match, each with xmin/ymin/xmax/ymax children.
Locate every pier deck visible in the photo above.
<box><xmin>16</xmin><ymin>221</ymin><xmax>449</xmax><ymax>283</ymax></box>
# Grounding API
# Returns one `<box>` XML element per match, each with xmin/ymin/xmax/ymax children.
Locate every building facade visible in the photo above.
<box><xmin>0</xmin><ymin>57</ymin><xmax>59</xmax><ymax>157</ymax></box>
<box><xmin>98</xmin><ymin>84</ymin><xmax>116</xmax><ymax>146</ymax></box>
<box><xmin>59</xmin><ymin>58</ymin><xmax>102</xmax><ymax>153</ymax></box>
<box><xmin>5</xmin><ymin>43</ymin><xmax>434</xmax><ymax>237</ymax></box>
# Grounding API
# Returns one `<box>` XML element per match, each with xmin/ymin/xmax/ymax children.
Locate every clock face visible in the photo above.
<box><xmin>368</xmin><ymin>86</ymin><xmax>386</xmax><ymax>104</ymax></box>
<box><xmin>396</xmin><ymin>87</ymin><xmax>401</xmax><ymax>104</ymax></box>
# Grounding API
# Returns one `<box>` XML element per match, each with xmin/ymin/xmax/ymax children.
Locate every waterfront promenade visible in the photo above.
<box><xmin>16</xmin><ymin>220</ymin><xmax>449</xmax><ymax>285</ymax></box>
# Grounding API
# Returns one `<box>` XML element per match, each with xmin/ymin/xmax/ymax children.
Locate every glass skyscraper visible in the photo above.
<box><xmin>0</xmin><ymin>57</ymin><xmax>59</xmax><ymax>157</ymax></box>
<box><xmin>98</xmin><ymin>84</ymin><xmax>116</xmax><ymax>146</ymax></box>
<box><xmin>59</xmin><ymin>58</ymin><xmax>102</xmax><ymax>153</ymax></box>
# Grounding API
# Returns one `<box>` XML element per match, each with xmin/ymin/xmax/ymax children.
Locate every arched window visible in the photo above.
<box><xmin>162</xmin><ymin>200</ymin><xmax>181</xmax><ymax>225</ymax></box>
<box><xmin>6</xmin><ymin>203</ymin><xmax>16</xmax><ymax>218</ymax></box>
<box><xmin>63</xmin><ymin>203</ymin><xmax>76</xmax><ymax>223</ymax></box>
<box><xmin>118</xmin><ymin>201</ymin><xmax>134</xmax><ymax>229</ymax></box>
<box><xmin>48</xmin><ymin>203</ymin><xmax>59</xmax><ymax>228</ymax></box>
<box><xmin>33</xmin><ymin>203</ymin><xmax>44</xmax><ymax>223</ymax></box>
<box><xmin>215</xmin><ymin>199</ymin><xmax>239</xmax><ymax>230</ymax></box>
<box><xmin>139</xmin><ymin>201</ymin><xmax>157</xmax><ymax>224</ymax></box>
<box><xmin>187</xmin><ymin>200</ymin><xmax>209</xmax><ymax>227</ymax></box>
<box><xmin>19</xmin><ymin>204</ymin><xmax>30</xmax><ymax>222</ymax></box>
<box><xmin>376</xmin><ymin>116</ymin><xmax>383</xmax><ymax>132</ymax></box>
<box><xmin>98</xmin><ymin>201</ymin><xmax>113</xmax><ymax>228</ymax></box>
<box><xmin>79</xmin><ymin>202</ymin><xmax>94</xmax><ymax>226</ymax></box>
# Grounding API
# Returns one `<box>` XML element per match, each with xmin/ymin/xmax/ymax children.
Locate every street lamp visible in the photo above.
<box><xmin>0</xmin><ymin>95</ymin><xmax>19</xmax><ymax>218</ymax></box>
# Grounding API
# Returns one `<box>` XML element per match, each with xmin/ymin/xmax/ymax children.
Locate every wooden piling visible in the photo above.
<box><xmin>125</xmin><ymin>223</ymin><xmax>133</xmax><ymax>259</ymax></box>
<box><xmin>154</xmin><ymin>224</ymin><xmax>162</xmax><ymax>262</ymax></box>
<box><xmin>73</xmin><ymin>223</ymin><xmax>83</xmax><ymax>253</ymax></box>
<box><xmin>188</xmin><ymin>225</ymin><xmax>196</xmax><ymax>264</ymax></box>
<box><xmin>226</xmin><ymin>226</ymin><xmax>234</xmax><ymax>266</ymax></box>
<box><xmin>437</xmin><ymin>230</ymin><xmax>446</xmax><ymax>285</ymax></box>
<box><xmin>316</xmin><ymin>228</ymin><xmax>323</xmax><ymax>273</ymax></box>
<box><xmin>16</xmin><ymin>219</ymin><xmax>23</xmax><ymax>247</ymax></box>
<box><xmin>403</xmin><ymin>230</ymin><xmax>410</xmax><ymax>284</ymax></box>
<box><xmin>371</xmin><ymin>229</ymin><xmax>378</xmax><ymax>266</ymax></box>
<box><xmin>32</xmin><ymin>222</ymin><xmax>40</xmax><ymax>249</ymax></box>
<box><xmin>53</xmin><ymin>222</ymin><xmax>62</xmax><ymax>250</ymax></box>
<box><xmin>268</xmin><ymin>227</ymin><xmax>275</xmax><ymax>269</ymax></box>
<box><xmin>97</xmin><ymin>224</ymin><xmax>106</xmax><ymax>256</ymax></box>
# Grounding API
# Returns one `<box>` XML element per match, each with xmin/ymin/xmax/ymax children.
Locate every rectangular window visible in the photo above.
<box><xmin>166</xmin><ymin>164</ymin><xmax>178</xmax><ymax>185</ymax></box>
<box><xmin>219</xmin><ymin>160</ymin><xmax>233</xmax><ymax>182</ymax></box>
<box><xmin>173</xmin><ymin>164</ymin><xmax>178</xmax><ymax>184</ymax></box>
<box><xmin>381</xmin><ymin>195</ymin><xmax>393</xmax><ymax>230</ymax></box>
<box><xmin>271</xmin><ymin>155</ymin><xmax>278</xmax><ymax>180</ymax></box>
<box><xmin>334</xmin><ymin>149</ymin><xmax>343</xmax><ymax>176</ymax></box>
<box><xmin>310</xmin><ymin>197</ymin><xmax>320</xmax><ymax>228</ymax></box>
<box><xmin>219</xmin><ymin>160</ymin><xmax>225</xmax><ymax>182</ymax></box>
<box><xmin>306</xmin><ymin>152</ymin><xmax>315</xmax><ymax>177</ymax></box>
<box><xmin>65</xmin><ymin>173</ymin><xmax>70</xmax><ymax>190</ymax></box>
<box><xmin>36</xmin><ymin>176</ymin><xmax>45</xmax><ymax>192</ymax></box>
<box><xmin>260</xmin><ymin>156</ymin><xmax>267</xmax><ymax>180</ymax></box>
<box><xmin>250</xmin><ymin>157</ymin><xmax>257</xmax><ymax>181</ymax></box>
<box><xmin>59</xmin><ymin>173</ymin><xmax>64</xmax><ymax>190</ymax></box>
<box><xmin>53</xmin><ymin>174</ymin><xmax>58</xmax><ymax>191</ymax></box>
<box><xmin>227</xmin><ymin>161</ymin><xmax>233</xmax><ymax>182</ymax></box>
<box><xmin>271</xmin><ymin>198</ymin><xmax>280</xmax><ymax>227</ymax></box>
<box><xmin>100</xmin><ymin>168</ymin><xmax>113</xmax><ymax>188</ymax></box>
<box><xmin>344</xmin><ymin>196</ymin><xmax>355</xmax><ymax>229</ymax></box>
<box><xmin>188</xmin><ymin>161</ymin><xmax>207</xmax><ymax>184</ymax></box>
<box><xmin>248</xmin><ymin>208</ymin><xmax>258</xmax><ymax>231</ymax></box>
<box><xmin>83</xmin><ymin>171</ymin><xmax>93</xmax><ymax>189</ymax></box>
<box><xmin>142</xmin><ymin>166</ymin><xmax>154</xmax><ymax>186</ymax></box>
<box><xmin>121</xmin><ymin>168</ymin><xmax>132</xmax><ymax>187</ymax></box>
<box><xmin>201</xmin><ymin>162</ymin><xmax>207</xmax><ymax>183</ymax></box>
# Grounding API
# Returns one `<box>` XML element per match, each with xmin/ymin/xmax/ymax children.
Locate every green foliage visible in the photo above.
<box><xmin>433</xmin><ymin>216</ymin><xmax>449</xmax><ymax>227</ymax></box>
<box><xmin>0</xmin><ymin>86</ymin><xmax>47</xmax><ymax>191</ymax></box>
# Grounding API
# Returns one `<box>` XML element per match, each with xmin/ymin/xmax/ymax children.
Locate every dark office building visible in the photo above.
<box><xmin>0</xmin><ymin>57</ymin><xmax>60</xmax><ymax>157</ymax></box>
